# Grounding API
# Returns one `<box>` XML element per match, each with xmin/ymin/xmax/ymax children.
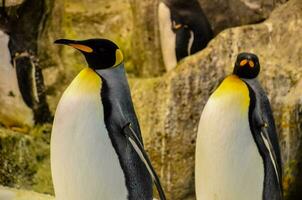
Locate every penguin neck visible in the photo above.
<box><xmin>96</xmin><ymin>64</ymin><xmax>150</xmax><ymax>199</ymax></box>
<box><xmin>96</xmin><ymin>64</ymin><xmax>135</xmax><ymax>127</ymax></box>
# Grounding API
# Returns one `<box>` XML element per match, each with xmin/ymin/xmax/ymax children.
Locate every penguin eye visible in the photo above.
<box><xmin>172</xmin><ymin>21</ymin><xmax>183</xmax><ymax>30</ymax></box>
<box><xmin>249</xmin><ymin>60</ymin><xmax>255</xmax><ymax>68</ymax></box>
<box><xmin>97</xmin><ymin>48</ymin><xmax>106</xmax><ymax>54</ymax></box>
<box><xmin>240</xmin><ymin>59</ymin><xmax>248</xmax><ymax>67</ymax></box>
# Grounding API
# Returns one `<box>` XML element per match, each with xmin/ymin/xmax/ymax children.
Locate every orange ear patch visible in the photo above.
<box><xmin>69</xmin><ymin>44</ymin><xmax>93</xmax><ymax>53</ymax></box>
<box><xmin>173</xmin><ymin>21</ymin><xmax>183</xmax><ymax>30</ymax></box>
<box><xmin>240</xmin><ymin>59</ymin><xmax>248</xmax><ymax>66</ymax></box>
<box><xmin>249</xmin><ymin>60</ymin><xmax>255</xmax><ymax>68</ymax></box>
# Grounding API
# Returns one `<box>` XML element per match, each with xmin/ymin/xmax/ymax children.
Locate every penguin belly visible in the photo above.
<box><xmin>51</xmin><ymin>68</ymin><xmax>128</xmax><ymax>200</ymax></box>
<box><xmin>195</xmin><ymin>77</ymin><xmax>264</xmax><ymax>200</ymax></box>
<box><xmin>158</xmin><ymin>2</ymin><xmax>177</xmax><ymax>71</ymax></box>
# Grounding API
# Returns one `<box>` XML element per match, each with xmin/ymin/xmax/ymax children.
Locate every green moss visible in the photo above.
<box><xmin>32</xmin><ymin>159</ymin><xmax>53</xmax><ymax>195</ymax></box>
<box><xmin>0</xmin><ymin>128</ymin><xmax>38</xmax><ymax>189</ymax></box>
<box><xmin>283</xmin><ymin>160</ymin><xmax>297</xmax><ymax>198</ymax></box>
<box><xmin>30</xmin><ymin>124</ymin><xmax>53</xmax><ymax>195</ymax></box>
<box><xmin>0</xmin><ymin>125</ymin><xmax>54</xmax><ymax>195</ymax></box>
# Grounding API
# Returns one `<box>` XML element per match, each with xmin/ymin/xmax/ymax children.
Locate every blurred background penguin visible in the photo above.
<box><xmin>158</xmin><ymin>0</ymin><xmax>213</xmax><ymax>71</ymax></box>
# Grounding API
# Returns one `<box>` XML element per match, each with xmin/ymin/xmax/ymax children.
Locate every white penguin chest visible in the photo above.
<box><xmin>195</xmin><ymin>90</ymin><xmax>264</xmax><ymax>200</ymax></box>
<box><xmin>158</xmin><ymin>2</ymin><xmax>177</xmax><ymax>71</ymax></box>
<box><xmin>50</xmin><ymin>69</ymin><xmax>128</xmax><ymax>200</ymax></box>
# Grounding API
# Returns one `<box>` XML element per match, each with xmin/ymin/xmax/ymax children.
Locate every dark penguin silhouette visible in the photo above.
<box><xmin>0</xmin><ymin>0</ymin><xmax>51</xmax><ymax>124</ymax></box>
<box><xmin>158</xmin><ymin>0</ymin><xmax>213</xmax><ymax>70</ymax></box>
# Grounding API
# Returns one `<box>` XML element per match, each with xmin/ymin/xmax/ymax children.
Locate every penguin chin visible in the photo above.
<box><xmin>84</xmin><ymin>56</ymin><xmax>115</xmax><ymax>70</ymax></box>
<box><xmin>86</xmin><ymin>57</ymin><xmax>123</xmax><ymax>71</ymax></box>
<box><xmin>233</xmin><ymin>63</ymin><xmax>260</xmax><ymax>79</ymax></box>
<box><xmin>235</xmin><ymin>68</ymin><xmax>259</xmax><ymax>79</ymax></box>
<box><xmin>88</xmin><ymin>64</ymin><xmax>120</xmax><ymax>71</ymax></box>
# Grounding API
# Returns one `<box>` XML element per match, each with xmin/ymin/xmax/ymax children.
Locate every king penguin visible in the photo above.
<box><xmin>158</xmin><ymin>0</ymin><xmax>213</xmax><ymax>71</ymax></box>
<box><xmin>51</xmin><ymin>38</ymin><xmax>166</xmax><ymax>200</ymax></box>
<box><xmin>195</xmin><ymin>53</ymin><xmax>283</xmax><ymax>200</ymax></box>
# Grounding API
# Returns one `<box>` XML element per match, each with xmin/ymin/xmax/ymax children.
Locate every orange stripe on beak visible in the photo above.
<box><xmin>69</xmin><ymin>44</ymin><xmax>93</xmax><ymax>53</ymax></box>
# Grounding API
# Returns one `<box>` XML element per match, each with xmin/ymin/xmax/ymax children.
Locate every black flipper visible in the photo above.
<box><xmin>123</xmin><ymin>123</ymin><xmax>166</xmax><ymax>200</ymax></box>
<box><xmin>244</xmin><ymin>79</ymin><xmax>283</xmax><ymax>200</ymax></box>
<box><xmin>14</xmin><ymin>56</ymin><xmax>37</xmax><ymax>108</ymax></box>
<box><xmin>253</xmin><ymin>110</ymin><xmax>283</xmax><ymax>200</ymax></box>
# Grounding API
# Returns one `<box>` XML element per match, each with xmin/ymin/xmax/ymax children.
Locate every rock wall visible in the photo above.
<box><xmin>130</xmin><ymin>0</ymin><xmax>165</xmax><ymax>77</ymax></box>
<box><xmin>199</xmin><ymin>0</ymin><xmax>289</xmax><ymax>34</ymax></box>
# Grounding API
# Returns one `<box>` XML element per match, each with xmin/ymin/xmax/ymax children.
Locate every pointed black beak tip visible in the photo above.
<box><xmin>54</xmin><ymin>39</ymin><xmax>74</xmax><ymax>45</ymax></box>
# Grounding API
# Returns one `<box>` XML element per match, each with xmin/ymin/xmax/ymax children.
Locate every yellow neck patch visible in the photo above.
<box><xmin>64</xmin><ymin>68</ymin><xmax>101</xmax><ymax>96</ymax></box>
<box><xmin>114</xmin><ymin>49</ymin><xmax>124</xmax><ymax>67</ymax></box>
<box><xmin>212</xmin><ymin>75</ymin><xmax>250</xmax><ymax>112</ymax></box>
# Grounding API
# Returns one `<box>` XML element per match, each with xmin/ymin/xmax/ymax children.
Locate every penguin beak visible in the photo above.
<box><xmin>54</xmin><ymin>39</ymin><xmax>74</xmax><ymax>45</ymax></box>
<box><xmin>54</xmin><ymin>39</ymin><xmax>93</xmax><ymax>53</ymax></box>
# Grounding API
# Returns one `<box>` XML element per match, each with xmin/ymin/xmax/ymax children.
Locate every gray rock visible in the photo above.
<box><xmin>130</xmin><ymin>0</ymin><xmax>165</xmax><ymax>77</ymax></box>
<box><xmin>198</xmin><ymin>0</ymin><xmax>289</xmax><ymax>34</ymax></box>
<box><xmin>279</xmin><ymin>80</ymin><xmax>302</xmax><ymax>199</ymax></box>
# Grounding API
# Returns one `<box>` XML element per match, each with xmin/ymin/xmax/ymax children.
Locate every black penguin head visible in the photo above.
<box><xmin>233</xmin><ymin>52</ymin><xmax>260</xmax><ymax>79</ymax></box>
<box><xmin>54</xmin><ymin>38</ymin><xmax>124</xmax><ymax>70</ymax></box>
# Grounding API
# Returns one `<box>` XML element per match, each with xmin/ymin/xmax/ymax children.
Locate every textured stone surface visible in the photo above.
<box><xmin>30</xmin><ymin>125</ymin><xmax>53</xmax><ymax>195</ymax></box>
<box><xmin>0</xmin><ymin>186</ymin><xmax>54</xmax><ymax>200</ymax></box>
<box><xmin>0</xmin><ymin>0</ymin><xmax>24</xmax><ymax>7</ymax></box>
<box><xmin>0</xmin><ymin>125</ymin><xmax>53</xmax><ymax>195</ymax></box>
<box><xmin>0</xmin><ymin>128</ymin><xmax>38</xmax><ymax>189</ymax></box>
<box><xmin>280</xmin><ymin>80</ymin><xmax>302</xmax><ymax>199</ymax></box>
<box><xmin>130</xmin><ymin>0</ymin><xmax>302</xmax><ymax>199</ymax></box>
<box><xmin>199</xmin><ymin>0</ymin><xmax>288</xmax><ymax>34</ymax></box>
<box><xmin>130</xmin><ymin>0</ymin><xmax>165</xmax><ymax>77</ymax></box>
